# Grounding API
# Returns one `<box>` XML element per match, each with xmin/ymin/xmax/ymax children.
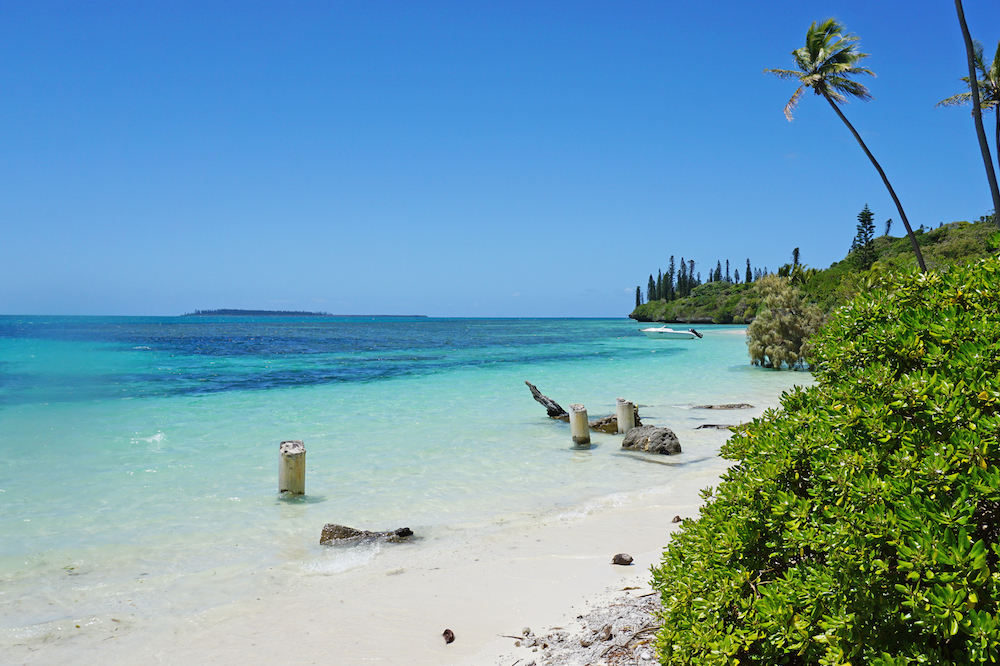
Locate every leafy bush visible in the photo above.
<box><xmin>746</xmin><ymin>275</ymin><xmax>825</xmax><ymax>369</ymax></box>
<box><xmin>652</xmin><ymin>258</ymin><xmax>1000</xmax><ymax>665</ymax></box>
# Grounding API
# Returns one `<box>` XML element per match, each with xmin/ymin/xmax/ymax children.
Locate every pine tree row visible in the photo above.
<box><xmin>636</xmin><ymin>257</ymin><xmax>761</xmax><ymax>307</ymax></box>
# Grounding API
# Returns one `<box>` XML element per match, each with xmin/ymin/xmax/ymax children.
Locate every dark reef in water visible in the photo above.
<box><xmin>183</xmin><ymin>309</ymin><xmax>426</xmax><ymax>317</ymax></box>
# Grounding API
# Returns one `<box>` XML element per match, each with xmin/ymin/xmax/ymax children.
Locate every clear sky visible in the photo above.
<box><xmin>1</xmin><ymin>1</ymin><xmax>996</xmax><ymax>317</ymax></box>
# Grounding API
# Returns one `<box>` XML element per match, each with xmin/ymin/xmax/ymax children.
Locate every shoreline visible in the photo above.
<box><xmin>11</xmin><ymin>457</ymin><xmax>726</xmax><ymax>666</ymax></box>
<box><xmin>5</xmin><ymin>326</ymin><xmax>808</xmax><ymax>665</ymax></box>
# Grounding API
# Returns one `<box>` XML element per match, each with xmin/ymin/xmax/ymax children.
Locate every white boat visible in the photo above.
<box><xmin>640</xmin><ymin>326</ymin><xmax>702</xmax><ymax>340</ymax></box>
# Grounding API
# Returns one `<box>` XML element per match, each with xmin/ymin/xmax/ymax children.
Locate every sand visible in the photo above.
<box><xmin>13</xmin><ymin>476</ymin><xmax>709</xmax><ymax>666</ymax></box>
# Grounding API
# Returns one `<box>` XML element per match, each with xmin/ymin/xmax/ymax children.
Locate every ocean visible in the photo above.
<box><xmin>0</xmin><ymin>316</ymin><xmax>811</xmax><ymax>661</ymax></box>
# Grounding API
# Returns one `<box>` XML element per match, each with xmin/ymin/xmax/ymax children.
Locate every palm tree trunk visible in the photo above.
<box><xmin>955</xmin><ymin>0</ymin><xmax>1000</xmax><ymax>223</ymax></box>
<box><xmin>824</xmin><ymin>96</ymin><xmax>927</xmax><ymax>272</ymax></box>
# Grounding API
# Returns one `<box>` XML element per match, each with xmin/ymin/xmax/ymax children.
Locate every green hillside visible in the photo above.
<box><xmin>630</xmin><ymin>216</ymin><xmax>999</xmax><ymax>323</ymax></box>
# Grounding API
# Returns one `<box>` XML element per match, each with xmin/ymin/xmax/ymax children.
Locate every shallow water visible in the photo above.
<box><xmin>0</xmin><ymin>316</ymin><xmax>810</xmax><ymax>652</ymax></box>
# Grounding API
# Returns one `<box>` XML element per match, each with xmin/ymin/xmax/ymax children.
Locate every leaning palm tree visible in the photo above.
<box><xmin>765</xmin><ymin>18</ymin><xmax>926</xmax><ymax>272</ymax></box>
<box><xmin>937</xmin><ymin>35</ymin><xmax>1000</xmax><ymax>219</ymax></box>
<box><xmin>939</xmin><ymin>39</ymin><xmax>1000</xmax><ymax>164</ymax></box>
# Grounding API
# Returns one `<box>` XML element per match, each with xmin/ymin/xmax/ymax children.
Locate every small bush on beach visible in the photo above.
<box><xmin>746</xmin><ymin>275</ymin><xmax>825</xmax><ymax>369</ymax></box>
<box><xmin>652</xmin><ymin>258</ymin><xmax>1000</xmax><ymax>664</ymax></box>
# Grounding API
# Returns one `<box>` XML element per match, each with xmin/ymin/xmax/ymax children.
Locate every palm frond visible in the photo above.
<box><xmin>937</xmin><ymin>91</ymin><xmax>974</xmax><ymax>107</ymax></box>
<box><xmin>784</xmin><ymin>86</ymin><xmax>805</xmax><ymax>121</ymax></box>
<box><xmin>972</xmin><ymin>40</ymin><xmax>986</xmax><ymax>75</ymax></box>
<box><xmin>764</xmin><ymin>68</ymin><xmax>803</xmax><ymax>81</ymax></box>
<box><xmin>938</xmin><ymin>39</ymin><xmax>1000</xmax><ymax>112</ymax></box>
<box><xmin>829</xmin><ymin>77</ymin><xmax>873</xmax><ymax>103</ymax></box>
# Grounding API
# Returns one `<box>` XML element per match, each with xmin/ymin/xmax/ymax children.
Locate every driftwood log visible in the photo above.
<box><xmin>524</xmin><ymin>381</ymin><xmax>641</xmax><ymax>433</ymax></box>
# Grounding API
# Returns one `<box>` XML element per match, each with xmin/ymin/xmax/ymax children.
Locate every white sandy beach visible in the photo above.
<box><xmin>10</xmin><ymin>452</ymin><xmax>725</xmax><ymax>666</ymax></box>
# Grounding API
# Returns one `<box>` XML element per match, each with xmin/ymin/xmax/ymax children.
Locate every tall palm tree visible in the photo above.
<box><xmin>765</xmin><ymin>18</ymin><xmax>927</xmax><ymax>272</ymax></box>
<box><xmin>938</xmin><ymin>25</ymin><xmax>1000</xmax><ymax>221</ymax></box>
<box><xmin>939</xmin><ymin>40</ymin><xmax>1000</xmax><ymax>165</ymax></box>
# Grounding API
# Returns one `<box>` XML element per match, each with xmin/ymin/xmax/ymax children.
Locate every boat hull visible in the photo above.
<box><xmin>640</xmin><ymin>327</ymin><xmax>697</xmax><ymax>340</ymax></box>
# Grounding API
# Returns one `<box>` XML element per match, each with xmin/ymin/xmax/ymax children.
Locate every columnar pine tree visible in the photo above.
<box><xmin>657</xmin><ymin>270</ymin><xmax>663</xmax><ymax>300</ymax></box>
<box><xmin>679</xmin><ymin>258</ymin><xmax>688</xmax><ymax>297</ymax></box>
<box><xmin>792</xmin><ymin>247</ymin><xmax>801</xmax><ymax>267</ymax></box>
<box><xmin>636</xmin><ymin>286</ymin><xmax>642</xmax><ymax>308</ymax></box>
<box><xmin>735</xmin><ymin>268</ymin><xmax>741</xmax><ymax>284</ymax></box>
<box><xmin>746</xmin><ymin>258</ymin><xmax>753</xmax><ymax>283</ymax></box>
<box><xmin>689</xmin><ymin>260</ymin><xmax>696</xmax><ymax>291</ymax></box>
<box><xmin>726</xmin><ymin>260</ymin><xmax>731</xmax><ymax>282</ymax></box>
<box><xmin>668</xmin><ymin>256</ymin><xmax>676</xmax><ymax>300</ymax></box>
<box><xmin>715</xmin><ymin>261</ymin><xmax>723</xmax><ymax>282</ymax></box>
<box><xmin>647</xmin><ymin>275</ymin><xmax>656</xmax><ymax>302</ymax></box>
<box><xmin>851</xmin><ymin>204</ymin><xmax>877</xmax><ymax>269</ymax></box>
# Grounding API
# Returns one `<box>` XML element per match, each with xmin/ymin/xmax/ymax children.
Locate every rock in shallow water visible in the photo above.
<box><xmin>693</xmin><ymin>403</ymin><xmax>753</xmax><ymax>409</ymax></box>
<box><xmin>320</xmin><ymin>524</ymin><xmax>414</xmax><ymax>545</ymax></box>
<box><xmin>621</xmin><ymin>426</ymin><xmax>681</xmax><ymax>455</ymax></box>
<box><xmin>612</xmin><ymin>553</ymin><xmax>633</xmax><ymax>565</ymax></box>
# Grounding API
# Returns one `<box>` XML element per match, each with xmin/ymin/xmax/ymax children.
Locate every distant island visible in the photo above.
<box><xmin>182</xmin><ymin>309</ymin><xmax>427</xmax><ymax>317</ymax></box>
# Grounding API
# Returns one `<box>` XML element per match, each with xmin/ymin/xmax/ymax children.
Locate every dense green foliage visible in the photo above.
<box><xmin>631</xmin><ymin>217</ymin><xmax>998</xmax><ymax>323</ymax></box>
<box><xmin>652</xmin><ymin>258</ymin><xmax>1000</xmax><ymax>664</ymax></box>
<box><xmin>746</xmin><ymin>276</ymin><xmax>824</xmax><ymax>369</ymax></box>
<box><xmin>632</xmin><ymin>281</ymin><xmax>760</xmax><ymax>325</ymax></box>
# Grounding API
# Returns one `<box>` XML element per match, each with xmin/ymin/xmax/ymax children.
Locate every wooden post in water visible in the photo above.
<box><xmin>569</xmin><ymin>404</ymin><xmax>590</xmax><ymax>445</ymax></box>
<box><xmin>616</xmin><ymin>397</ymin><xmax>635</xmax><ymax>434</ymax></box>
<box><xmin>279</xmin><ymin>440</ymin><xmax>306</xmax><ymax>495</ymax></box>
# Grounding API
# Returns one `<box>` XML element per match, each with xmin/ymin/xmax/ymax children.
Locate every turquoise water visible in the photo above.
<box><xmin>0</xmin><ymin>316</ymin><xmax>809</xmax><ymax>648</ymax></box>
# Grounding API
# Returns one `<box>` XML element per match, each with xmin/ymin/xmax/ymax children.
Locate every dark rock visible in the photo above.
<box><xmin>443</xmin><ymin>629</ymin><xmax>455</xmax><ymax>644</ymax></box>
<box><xmin>612</xmin><ymin>553</ymin><xmax>633</xmax><ymax>565</ymax></box>
<box><xmin>695</xmin><ymin>424</ymin><xmax>735</xmax><ymax>430</ymax></box>
<box><xmin>320</xmin><ymin>524</ymin><xmax>415</xmax><ymax>545</ymax></box>
<box><xmin>693</xmin><ymin>403</ymin><xmax>753</xmax><ymax>410</ymax></box>
<box><xmin>621</xmin><ymin>426</ymin><xmax>681</xmax><ymax>455</ymax></box>
<box><xmin>588</xmin><ymin>408</ymin><xmax>643</xmax><ymax>434</ymax></box>
<box><xmin>671</xmin><ymin>515</ymin><xmax>682</xmax><ymax>523</ymax></box>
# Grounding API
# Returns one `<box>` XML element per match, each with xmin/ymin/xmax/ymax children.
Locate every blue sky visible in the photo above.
<box><xmin>1</xmin><ymin>0</ymin><xmax>996</xmax><ymax>317</ymax></box>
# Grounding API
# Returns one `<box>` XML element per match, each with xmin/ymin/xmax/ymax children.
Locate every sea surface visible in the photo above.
<box><xmin>0</xmin><ymin>316</ymin><xmax>811</xmax><ymax>653</ymax></box>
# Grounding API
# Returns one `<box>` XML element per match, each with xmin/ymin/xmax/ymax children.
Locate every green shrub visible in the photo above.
<box><xmin>746</xmin><ymin>275</ymin><xmax>825</xmax><ymax>369</ymax></box>
<box><xmin>652</xmin><ymin>258</ymin><xmax>1000</xmax><ymax>665</ymax></box>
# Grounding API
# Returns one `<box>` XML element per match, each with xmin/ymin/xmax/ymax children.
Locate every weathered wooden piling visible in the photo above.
<box><xmin>616</xmin><ymin>397</ymin><xmax>635</xmax><ymax>434</ymax></box>
<box><xmin>279</xmin><ymin>440</ymin><xmax>306</xmax><ymax>495</ymax></box>
<box><xmin>569</xmin><ymin>404</ymin><xmax>591</xmax><ymax>445</ymax></box>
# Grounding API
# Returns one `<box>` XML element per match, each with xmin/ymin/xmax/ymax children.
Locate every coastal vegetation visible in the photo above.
<box><xmin>652</xmin><ymin>257</ymin><xmax>1000</xmax><ymax>664</ymax></box>
<box><xmin>643</xmin><ymin>9</ymin><xmax>1000</xmax><ymax>664</ymax></box>
<box><xmin>631</xmin><ymin>212</ymin><xmax>998</xmax><ymax>326</ymax></box>
<box><xmin>745</xmin><ymin>275</ymin><xmax>824</xmax><ymax>370</ymax></box>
